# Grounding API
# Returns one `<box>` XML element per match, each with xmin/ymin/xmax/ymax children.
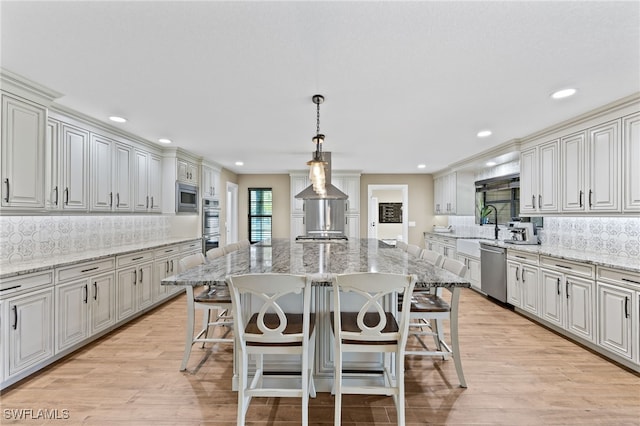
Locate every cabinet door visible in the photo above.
<box><xmin>90</xmin><ymin>272</ymin><xmax>116</xmax><ymax>335</ymax></box>
<box><xmin>520</xmin><ymin>265</ymin><xmax>539</xmax><ymax>315</ymax></box>
<box><xmin>433</xmin><ymin>176</ymin><xmax>443</xmax><ymax>214</ymax></box>
<box><xmin>291</xmin><ymin>174</ymin><xmax>309</xmax><ymax>214</ymax></box>
<box><xmin>540</xmin><ymin>269</ymin><xmax>563</xmax><ymax>327</ymax></box>
<box><xmin>154</xmin><ymin>258</ymin><xmax>171</xmax><ymax>301</ymax></box>
<box><xmin>506</xmin><ymin>261</ymin><xmax>521</xmax><ymax>306</ymax></box>
<box><xmin>55</xmin><ymin>280</ymin><xmax>90</xmax><ymax>352</ymax></box>
<box><xmin>148</xmin><ymin>154</ymin><xmax>162</xmax><ymax>211</ymax></box>
<box><xmin>622</xmin><ymin>112</ymin><xmax>640</xmax><ymax>212</ymax></box>
<box><xmin>45</xmin><ymin>119</ymin><xmax>60</xmax><ymax>209</ymax></box>
<box><xmin>588</xmin><ymin>120</ymin><xmax>620</xmax><ymax>212</ymax></box>
<box><xmin>345</xmin><ymin>214</ymin><xmax>360</xmax><ymax>240</ymax></box>
<box><xmin>1</xmin><ymin>94</ymin><xmax>47</xmax><ymax>208</ymax></box>
<box><xmin>134</xmin><ymin>150</ymin><xmax>149</xmax><ymax>211</ymax></box>
<box><xmin>90</xmin><ymin>134</ymin><xmax>113</xmax><ymax>211</ymax></box>
<box><xmin>467</xmin><ymin>257</ymin><xmax>481</xmax><ymax>290</ymax></box>
<box><xmin>113</xmin><ymin>143</ymin><xmax>132</xmax><ymax>211</ymax></box>
<box><xmin>561</xmin><ymin>131</ymin><xmax>586</xmax><ymax>212</ymax></box>
<box><xmin>291</xmin><ymin>215</ymin><xmax>305</xmax><ymax>239</ymax></box>
<box><xmin>566</xmin><ymin>276</ymin><xmax>595</xmax><ymax>342</ymax></box>
<box><xmin>6</xmin><ymin>288</ymin><xmax>54</xmax><ymax>377</ymax></box>
<box><xmin>202</xmin><ymin>166</ymin><xmax>214</xmax><ymax>197</ymax></box>
<box><xmin>136</xmin><ymin>263</ymin><xmax>154</xmax><ymax>311</ymax></box>
<box><xmin>538</xmin><ymin>140</ymin><xmax>559</xmax><ymax>212</ymax></box>
<box><xmin>60</xmin><ymin>124</ymin><xmax>89</xmax><ymax>210</ymax></box>
<box><xmin>446</xmin><ymin>173</ymin><xmax>456</xmax><ymax>214</ymax></box>
<box><xmin>334</xmin><ymin>176</ymin><xmax>360</xmax><ymax>214</ymax></box>
<box><xmin>116</xmin><ymin>268</ymin><xmax>137</xmax><ymax>321</ymax></box>
<box><xmin>597</xmin><ymin>283</ymin><xmax>633</xmax><ymax>359</ymax></box>
<box><xmin>520</xmin><ymin>148</ymin><xmax>537</xmax><ymax>214</ymax></box>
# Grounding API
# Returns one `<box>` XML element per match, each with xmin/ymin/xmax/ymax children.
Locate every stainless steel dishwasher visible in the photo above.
<box><xmin>480</xmin><ymin>243</ymin><xmax>507</xmax><ymax>302</ymax></box>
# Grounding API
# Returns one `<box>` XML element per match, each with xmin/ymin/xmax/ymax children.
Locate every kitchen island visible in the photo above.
<box><xmin>162</xmin><ymin>238</ymin><xmax>471</xmax><ymax>391</ymax></box>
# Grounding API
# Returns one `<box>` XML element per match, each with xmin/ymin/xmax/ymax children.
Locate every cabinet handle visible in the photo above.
<box><xmin>116</xmin><ymin>193</ymin><xmax>120</xmax><ymax>208</ymax></box>
<box><xmin>166</xmin><ymin>260</ymin><xmax>169</xmax><ymax>274</ymax></box>
<box><xmin>624</xmin><ymin>296</ymin><xmax>629</xmax><ymax>318</ymax></box>
<box><xmin>139</xmin><ymin>268</ymin><xmax>143</xmax><ymax>283</ymax></box>
<box><xmin>84</xmin><ymin>284</ymin><xmax>88</xmax><ymax>304</ymax></box>
<box><xmin>588</xmin><ymin>189</ymin><xmax>592</xmax><ymax>208</ymax></box>
<box><xmin>622</xmin><ymin>277</ymin><xmax>640</xmax><ymax>285</ymax></box>
<box><xmin>12</xmin><ymin>305</ymin><xmax>18</xmax><ymax>330</ymax></box>
<box><xmin>579</xmin><ymin>190</ymin><xmax>583</xmax><ymax>208</ymax></box>
<box><xmin>132</xmin><ymin>256</ymin><xmax>143</xmax><ymax>261</ymax></box>
<box><xmin>515</xmin><ymin>255</ymin><xmax>526</xmax><ymax>259</ymax></box>
<box><xmin>566</xmin><ymin>280</ymin><xmax>570</xmax><ymax>299</ymax></box>
<box><xmin>345</xmin><ymin>217</ymin><xmax>348</xmax><ymax>225</ymax></box>
<box><xmin>65</xmin><ymin>187</ymin><xmax>69</xmax><ymax>205</ymax></box>
<box><xmin>54</xmin><ymin>186</ymin><xmax>58</xmax><ymax>206</ymax></box>
<box><xmin>109</xmin><ymin>192</ymin><xmax>113</xmax><ymax>207</ymax></box>
<box><xmin>4</xmin><ymin>178</ymin><xmax>9</xmax><ymax>202</ymax></box>
<box><xmin>146</xmin><ymin>196</ymin><xmax>149</xmax><ymax>209</ymax></box>
<box><xmin>81</xmin><ymin>266</ymin><xmax>99</xmax><ymax>273</ymax></box>
<box><xmin>171</xmin><ymin>260</ymin><xmax>174</xmax><ymax>272</ymax></box>
<box><xmin>555</xmin><ymin>264</ymin><xmax>572</xmax><ymax>270</ymax></box>
<box><xmin>515</xmin><ymin>267</ymin><xmax>520</xmax><ymax>282</ymax></box>
<box><xmin>93</xmin><ymin>282</ymin><xmax>98</xmax><ymax>300</ymax></box>
<box><xmin>133</xmin><ymin>269</ymin><xmax>137</xmax><ymax>284</ymax></box>
<box><xmin>556</xmin><ymin>278</ymin><xmax>560</xmax><ymax>295</ymax></box>
<box><xmin>150</xmin><ymin>196</ymin><xmax>154</xmax><ymax>209</ymax></box>
<box><xmin>532</xmin><ymin>195</ymin><xmax>536</xmax><ymax>209</ymax></box>
<box><xmin>538</xmin><ymin>195</ymin><xmax>542</xmax><ymax>208</ymax></box>
<box><xmin>522</xmin><ymin>268</ymin><xmax>526</xmax><ymax>284</ymax></box>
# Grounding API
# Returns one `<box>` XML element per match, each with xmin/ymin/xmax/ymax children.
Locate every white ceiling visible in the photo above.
<box><xmin>1</xmin><ymin>1</ymin><xmax>639</xmax><ymax>174</ymax></box>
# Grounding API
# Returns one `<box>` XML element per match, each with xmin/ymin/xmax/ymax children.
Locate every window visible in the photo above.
<box><xmin>248</xmin><ymin>188</ymin><xmax>272</xmax><ymax>243</ymax></box>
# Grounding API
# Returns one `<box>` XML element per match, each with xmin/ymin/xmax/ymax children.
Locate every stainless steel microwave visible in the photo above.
<box><xmin>176</xmin><ymin>182</ymin><xmax>198</xmax><ymax>213</ymax></box>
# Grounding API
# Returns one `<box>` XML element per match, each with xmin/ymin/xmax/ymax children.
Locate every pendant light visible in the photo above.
<box><xmin>307</xmin><ymin>94</ymin><xmax>327</xmax><ymax>196</ymax></box>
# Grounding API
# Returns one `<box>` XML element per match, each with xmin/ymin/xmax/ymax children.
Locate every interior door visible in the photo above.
<box><xmin>226</xmin><ymin>182</ymin><xmax>238</xmax><ymax>244</ymax></box>
<box><xmin>368</xmin><ymin>196</ymin><xmax>378</xmax><ymax>239</ymax></box>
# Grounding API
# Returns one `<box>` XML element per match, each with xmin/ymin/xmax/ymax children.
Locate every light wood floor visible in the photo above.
<box><xmin>2</xmin><ymin>289</ymin><xmax>639</xmax><ymax>425</ymax></box>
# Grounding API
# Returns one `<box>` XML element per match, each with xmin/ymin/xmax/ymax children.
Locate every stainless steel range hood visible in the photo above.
<box><xmin>294</xmin><ymin>152</ymin><xmax>348</xmax><ymax>200</ymax></box>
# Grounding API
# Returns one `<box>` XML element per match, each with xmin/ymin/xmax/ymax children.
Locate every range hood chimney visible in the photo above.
<box><xmin>295</xmin><ymin>152</ymin><xmax>348</xmax><ymax>200</ymax></box>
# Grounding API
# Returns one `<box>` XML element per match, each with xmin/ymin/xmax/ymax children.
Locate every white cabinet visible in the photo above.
<box><xmin>153</xmin><ymin>244</ymin><xmax>183</xmax><ymax>301</ymax></box>
<box><xmin>90</xmin><ymin>134</ymin><xmax>133</xmax><ymax>212</ymax></box>
<box><xmin>134</xmin><ymin>150</ymin><xmax>162</xmax><ymax>212</ymax></box>
<box><xmin>425</xmin><ymin>234</ymin><xmax>456</xmax><ymax>259</ymax></box>
<box><xmin>291</xmin><ymin>215</ymin><xmax>305</xmax><ymax>239</ymax></box>
<box><xmin>4</xmin><ymin>287</ymin><xmax>54</xmax><ymax>379</ymax></box>
<box><xmin>333</xmin><ymin>174</ymin><xmax>360</xmax><ymax>214</ymax></box>
<box><xmin>506</xmin><ymin>250</ymin><xmax>539</xmax><ymax>315</ymax></box>
<box><xmin>345</xmin><ymin>214</ymin><xmax>360</xmax><ymax>240</ymax></box>
<box><xmin>539</xmin><ymin>265</ymin><xmax>595</xmax><ymax>343</ymax></box>
<box><xmin>201</xmin><ymin>164</ymin><xmax>220</xmax><ymax>198</ymax></box>
<box><xmin>116</xmin><ymin>251</ymin><xmax>154</xmax><ymax>321</ymax></box>
<box><xmin>596</xmin><ymin>267</ymin><xmax>639</xmax><ymax>364</ymax></box>
<box><xmin>457</xmin><ymin>253</ymin><xmax>481</xmax><ymax>291</ymax></box>
<box><xmin>89</xmin><ymin>272</ymin><xmax>117</xmax><ymax>335</ymax></box>
<box><xmin>520</xmin><ymin>140</ymin><xmax>559</xmax><ymax>215</ymax></box>
<box><xmin>177</xmin><ymin>159</ymin><xmax>198</xmax><ymax>184</ymax></box>
<box><xmin>59</xmin><ymin>123</ymin><xmax>90</xmax><ymax>210</ymax></box>
<box><xmin>622</xmin><ymin>112</ymin><xmax>640</xmax><ymax>212</ymax></box>
<box><xmin>560</xmin><ymin>120</ymin><xmax>621</xmax><ymax>213</ymax></box>
<box><xmin>433</xmin><ymin>172</ymin><xmax>474</xmax><ymax>216</ymax></box>
<box><xmin>1</xmin><ymin>93</ymin><xmax>47</xmax><ymax>209</ymax></box>
<box><xmin>290</xmin><ymin>173</ymin><xmax>309</xmax><ymax>214</ymax></box>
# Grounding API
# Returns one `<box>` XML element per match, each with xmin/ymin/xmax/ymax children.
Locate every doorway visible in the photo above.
<box><xmin>226</xmin><ymin>182</ymin><xmax>238</xmax><ymax>244</ymax></box>
<box><xmin>367</xmin><ymin>184</ymin><xmax>408</xmax><ymax>244</ymax></box>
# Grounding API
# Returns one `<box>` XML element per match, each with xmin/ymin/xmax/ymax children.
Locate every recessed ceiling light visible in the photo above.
<box><xmin>477</xmin><ymin>130</ymin><xmax>492</xmax><ymax>138</ymax></box>
<box><xmin>417</xmin><ymin>164</ymin><xmax>426</xmax><ymax>169</ymax></box>
<box><xmin>108</xmin><ymin>116</ymin><xmax>127</xmax><ymax>123</ymax></box>
<box><xmin>158</xmin><ymin>138</ymin><xmax>172</xmax><ymax>144</ymax></box>
<box><xmin>235</xmin><ymin>161</ymin><xmax>244</xmax><ymax>166</ymax></box>
<box><xmin>551</xmin><ymin>88</ymin><xmax>577</xmax><ymax>99</ymax></box>
<box><xmin>486</xmin><ymin>161</ymin><xmax>497</xmax><ymax>167</ymax></box>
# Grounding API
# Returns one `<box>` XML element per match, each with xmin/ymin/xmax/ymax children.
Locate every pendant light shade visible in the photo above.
<box><xmin>308</xmin><ymin>95</ymin><xmax>327</xmax><ymax>196</ymax></box>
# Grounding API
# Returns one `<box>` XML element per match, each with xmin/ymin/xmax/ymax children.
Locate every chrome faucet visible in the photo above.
<box><xmin>484</xmin><ymin>204</ymin><xmax>499</xmax><ymax>240</ymax></box>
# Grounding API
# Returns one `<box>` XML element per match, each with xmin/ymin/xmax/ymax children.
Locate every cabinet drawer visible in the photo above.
<box><xmin>154</xmin><ymin>245</ymin><xmax>182</xmax><ymax>258</ymax></box>
<box><xmin>0</xmin><ymin>271</ymin><xmax>54</xmax><ymax>299</ymax></box>
<box><xmin>181</xmin><ymin>240</ymin><xmax>202</xmax><ymax>252</ymax></box>
<box><xmin>507</xmin><ymin>249</ymin><xmax>539</xmax><ymax>265</ymax></box>
<box><xmin>597</xmin><ymin>267</ymin><xmax>640</xmax><ymax>290</ymax></box>
<box><xmin>540</xmin><ymin>255</ymin><xmax>595</xmax><ymax>278</ymax></box>
<box><xmin>116</xmin><ymin>251</ymin><xmax>154</xmax><ymax>268</ymax></box>
<box><xmin>56</xmin><ymin>258</ymin><xmax>115</xmax><ymax>283</ymax></box>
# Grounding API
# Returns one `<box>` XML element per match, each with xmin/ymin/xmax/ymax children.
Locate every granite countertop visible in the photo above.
<box><xmin>0</xmin><ymin>237</ymin><xmax>202</xmax><ymax>279</ymax></box>
<box><xmin>162</xmin><ymin>238</ymin><xmax>471</xmax><ymax>289</ymax></box>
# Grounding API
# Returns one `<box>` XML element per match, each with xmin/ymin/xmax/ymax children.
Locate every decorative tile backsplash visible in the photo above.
<box><xmin>0</xmin><ymin>215</ymin><xmax>171</xmax><ymax>264</ymax></box>
<box><xmin>447</xmin><ymin>215</ymin><xmax>640</xmax><ymax>258</ymax></box>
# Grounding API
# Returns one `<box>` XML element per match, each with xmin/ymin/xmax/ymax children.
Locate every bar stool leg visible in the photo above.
<box><xmin>450</xmin><ymin>288</ymin><xmax>467</xmax><ymax>388</ymax></box>
<box><xmin>181</xmin><ymin>286</ymin><xmax>196</xmax><ymax>371</ymax></box>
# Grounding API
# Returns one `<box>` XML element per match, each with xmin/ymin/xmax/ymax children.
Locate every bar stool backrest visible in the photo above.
<box><xmin>223</xmin><ymin>243</ymin><xmax>240</xmax><ymax>254</ymax></box>
<box><xmin>206</xmin><ymin>247</ymin><xmax>225</xmax><ymax>260</ymax></box>
<box><xmin>442</xmin><ymin>257</ymin><xmax>467</xmax><ymax>277</ymax></box>
<box><xmin>421</xmin><ymin>249</ymin><xmax>443</xmax><ymax>267</ymax></box>
<box><xmin>179</xmin><ymin>253</ymin><xmax>205</xmax><ymax>271</ymax></box>
<box><xmin>406</xmin><ymin>244</ymin><xmax>423</xmax><ymax>258</ymax></box>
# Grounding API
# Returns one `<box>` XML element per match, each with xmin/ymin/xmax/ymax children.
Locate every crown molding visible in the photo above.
<box><xmin>0</xmin><ymin>68</ymin><xmax>63</xmax><ymax>105</ymax></box>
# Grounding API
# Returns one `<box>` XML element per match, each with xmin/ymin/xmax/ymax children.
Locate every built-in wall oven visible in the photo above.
<box><xmin>202</xmin><ymin>198</ymin><xmax>220</xmax><ymax>253</ymax></box>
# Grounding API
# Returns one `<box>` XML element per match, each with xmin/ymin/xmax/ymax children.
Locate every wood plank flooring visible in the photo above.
<box><xmin>2</xmin><ymin>288</ymin><xmax>639</xmax><ymax>425</ymax></box>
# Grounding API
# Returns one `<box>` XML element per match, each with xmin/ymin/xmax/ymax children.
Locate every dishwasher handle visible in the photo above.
<box><xmin>480</xmin><ymin>247</ymin><xmax>505</xmax><ymax>256</ymax></box>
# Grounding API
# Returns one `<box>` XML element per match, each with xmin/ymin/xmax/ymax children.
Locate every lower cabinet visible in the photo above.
<box><xmin>457</xmin><ymin>253</ymin><xmax>481</xmax><ymax>290</ymax></box>
<box><xmin>506</xmin><ymin>258</ymin><xmax>539</xmax><ymax>315</ymax></box>
<box><xmin>597</xmin><ymin>282</ymin><xmax>635</xmax><ymax>361</ymax></box>
<box><xmin>116</xmin><ymin>262</ymin><xmax>153</xmax><ymax>321</ymax></box>
<box><xmin>4</xmin><ymin>287</ymin><xmax>54</xmax><ymax>379</ymax></box>
<box><xmin>154</xmin><ymin>244</ymin><xmax>183</xmax><ymax>301</ymax></box>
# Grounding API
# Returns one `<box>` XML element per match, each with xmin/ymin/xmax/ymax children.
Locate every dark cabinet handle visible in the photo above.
<box><xmin>515</xmin><ymin>267</ymin><xmax>520</xmax><ymax>282</ymax></box>
<box><xmin>4</xmin><ymin>178</ymin><xmax>9</xmax><ymax>202</ymax></box>
<box><xmin>150</xmin><ymin>196</ymin><xmax>154</xmax><ymax>209</ymax></box>
<box><xmin>622</xmin><ymin>277</ymin><xmax>640</xmax><ymax>285</ymax></box>
<box><xmin>170</xmin><ymin>260</ymin><xmax>174</xmax><ymax>272</ymax></box>
<box><xmin>566</xmin><ymin>281</ymin><xmax>569</xmax><ymax>299</ymax></box>
<box><xmin>65</xmin><ymin>187</ymin><xmax>69</xmax><ymax>205</ymax></box>
<box><xmin>93</xmin><ymin>282</ymin><xmax>98</xmax><ymax>300</ymax></box>
<box><xmin>556</xmin><ymin>278</ymin><xmax>560</xmax><ymax>295</ymax></box>
<box><xmin>588</xmin><ymin>189</ymin><xmax>592</xmax><ymax>208</ymax></box>
<box><xmin>116</xmin><ymin>193</ymin><xmax>120</xmax><ymax>208</ymax></box>
<box><xmin>133</xmin><ymin>269</ymin><xmax>137</xmax><ymax>285</ymax></box>
<box><xmin>54</xmin><ymin>186</ymin><xmax>58</xmax><ymax>206</ymax></box>
<box><xmin>522</xmin><ymin>268</ymin><xmax>526</xmax><ymax>284</ymax></box>
<box><xmin>146</xmin><ymin>196</ymin><xmax>149</xmax><ymax>209</ymax></box>
<box><xmin>84</xmin><ymin>284</ymin><xmax>88</xmax><ymax>303</ymax></box>
<box><xmin>555</xmin><ymin>264</ymin><xmax>572</xmax><ymax>270</ymax></box>
<box><xmin>139</xmin><ymin>268</ymin><xmax>143</xmax><ymax>283</ymax></box>
<box><xmin>109</xmin><ymin>192</ymin><xmax>113</xmax><ymax>207</ymax></box>
<box><xmin>532</xmin><ymin>195</ymin><xmax>536</xmax><ymax>209</ymax></box>
<box><xmin>625</xmin><ymin>296</ymin><xmax>629</xmax><ymax>318</ymax></box>
<box><xmin>579</xmin><ymin>190</ymin><xmax>583</xmax><ymax>208</ymax></box>
<box><xmin>538</xmin><ymin>195</ymin><xmax>542</xmax><ymax>208</ymax></box>
<box><xmin>12</xmin><ymin>305</ymin><xmax>18</xmax><ymax>330</ymax></box>
<box><xmin>166</xmin><ymin>261</ymin><xmax>169</xmax><ymax>274</ymax></box>
<box><xmin>81</xmin><ymin>266</ymin><xmax>99</xmax><ymax>273</ymax></box>
<box><xmin>132</xmin><ymin>256</ymin><xmax>143</xmax><ymax>261</ymax></box>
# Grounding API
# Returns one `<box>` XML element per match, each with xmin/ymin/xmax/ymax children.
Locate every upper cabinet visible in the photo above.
<box><xmin>290</xmin><ymin>173</ymin><xmax>309</xmax><ymax>215</ymax></box>
<box><xmin>134</xmin><ymin>150</ymin><xmax>162</xmax><ymax>212</ymax></box>
<box><xmin>1</xmin><ymin>93</ymin><xmax>47</xmax><ymax>210</ymax></box>
<box><xmin>622</xmin><ymin>112</ymin><xmax>640</xmax><ymax>212</ymax></box>
<box><xmin>520</xmin><ymin>140</ymin><xmax>559</xmax><ymax>215</ymax></box>
<box><xmin>333</xmin><ymin>173</ymin><xmax>360</xmax><ymax>214</ymax></box>
<box><xmin>177</xmin><ymin>159</ymin><xmax>198</xmax><ymax>185</ymax></box>
<box><xmin>433</xmin><ymin>171</ymin><xmax>474</xmax><ymax>215</ymax></box>
<box><xmin>201</xmin><ymin>163</ymin><xmax>220</xmax><ymax>199</ymax></box>
<box><xmin>90</xmin><ymin>134</ymin><xmax>134</xmax><ymax>212</ymax></box>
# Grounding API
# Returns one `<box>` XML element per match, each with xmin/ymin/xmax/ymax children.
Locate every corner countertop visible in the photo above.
<box><xmin>0</xmin><ymin>237</ymin><xmax>202</xmax><ymax>280</ymax></box>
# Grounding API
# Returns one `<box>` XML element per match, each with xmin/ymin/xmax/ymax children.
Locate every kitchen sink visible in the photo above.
<box><xmin>455</xmin><ymin>239</ymin><xmax>487</xmax><ymax>258</ymax></box>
